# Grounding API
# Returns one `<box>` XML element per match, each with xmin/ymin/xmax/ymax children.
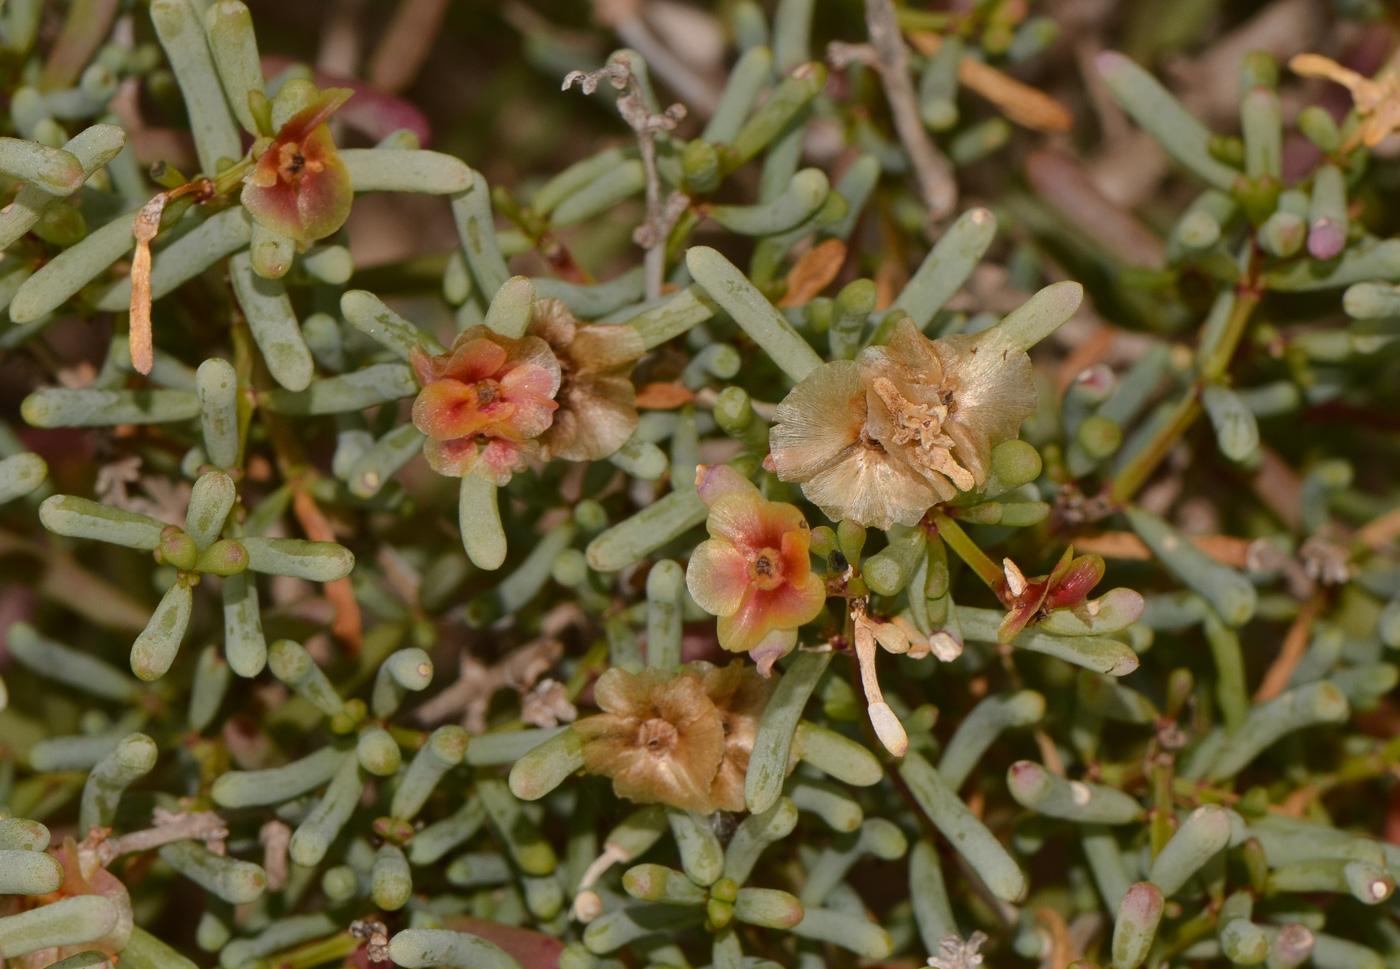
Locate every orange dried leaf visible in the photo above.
<box><xmin>128</xmin><ymin>179</ymin><xmax>214</xmax><ymax>376</ymax></box>
<box><xmin>1072</xmin><ymin>532</ymin><xmax>1152</xmax><ymax>560</ymax></box>
<box><xmin>874</xmin><ymin>259</ymin><xmax>904</xmax><ymax>312</ymax></box>
<box><xmin>778</xmin><ymin>239</ymin><xmax>847</xmax><ymax>307</ymax></box>
<box><xmin>1357</xmin><ymin>505</ymin><xmax>1400</xmax><ymax>549</ymax></box>
<box><xmin>1254</xmin><ymin>598</ymin><xmax>1321</xmax><ymax>703</ymax></box>
<box><xmin>325</xmin><ymin>576</ymin><xmax>363</xmax><ymax>654</ymax></box>
<box><xmin>1075</xmin><ymin>530</ymin><xmax>1253</xmax><ymax>567</ymax></box>
<box><xmin>293</xmin><ymin>489</ymin><xmax>362</xmax><ymax>655</ymax></box>
<box><xmin>635</xmin><ymin>382</ymin><xmax>695</xmax><ymax>409</ymax></box>
<box><xmin>908</xmin><ymin>31</ymin><xmax>1073</xmax><ymax>133</ymax></box>
<box><xmin>128</xmin><ymin>196</ymin><xmax>166</xmax><ymax>376</ymax></box>
<box><xmin>1190</xmin><ymin>535</ymin><xmax>1252</xmax><ymax>569</ymax></box>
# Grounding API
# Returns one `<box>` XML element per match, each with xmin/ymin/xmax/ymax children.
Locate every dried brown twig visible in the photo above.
<box><xmin>564</xmin><ymin>56</ymin><xmax>688</xmax><ymax>301</ymax></box>
<box><xmin>839</xmin><ymin>0</ymin><xmax>958</xmax><ymax>225</ymax></box>
<box><xmin>593</xmin><ymin>0</ymin><xmax>721</xmax><ymax>115</ymax></box>
<box><xmin>907</xmin><ymin>30</ymin><xmax>1074</xmax><ymax>134</ymax></box>
<box><xmin>90</xmin><ymin>808</ymin><xmax>228</xmax><ymax>866</ymax></box>
<box><xmin>414</xmin><ymin>637</ymin><xmax>565</xmax><ymax>731</ymax></box>
<box><xmin>367</xmin><ymin>0</ymin><xmax>451</xmax><ymax>93</ymax></box>
<box><xmin>259</xmin><ymin>819</ymin><xmax>292</xmax><ymax>892</ymax></box>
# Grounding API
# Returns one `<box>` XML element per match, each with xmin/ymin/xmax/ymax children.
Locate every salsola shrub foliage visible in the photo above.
<box><xmin>2</xmin><ymin>2</ymin><xmax>1400</xmax><ymax>969</ymax></box>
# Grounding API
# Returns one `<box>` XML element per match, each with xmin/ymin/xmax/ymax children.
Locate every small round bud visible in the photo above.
<box><xmin>1076</xmin><ymin>415</ymin><xmax>1123</xmax><ymax>459</ymax></box>
<box><xmin>706</xmin><ymin>897</ymin><xmax>733</xmax><ymax>931</ymax></box>
<box><xmin>331</xmin><ymin>698</ymin><xmax>367</xmax><ymax>734</ymax></box>
<box><xmin>572</xmin><ymin>890</ymin><xmax>603</xmax><ymax>923</ymax></box>
<box><xmin>197</xmin><ymin>538</ymin><xmax>249</xmax><ymax>576</ymax></box>
<box><xmin>710</xmin><ymin>877</ymin><xmax>738</xmax><ymax>903</ymax></box>
<box><xmin>157</xmin><ymin>528</ymin><xmax>199</xmax><ymax>572</ymax></box>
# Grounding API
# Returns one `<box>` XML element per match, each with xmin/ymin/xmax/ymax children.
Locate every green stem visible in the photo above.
<box><xmin>210</xmin><ymin>152</ymin><xmax>257</xmax><ymax>197</ymax></box>
<box><xmin>894</xmin><ymin>8</ymin><xmax>954</xmax><ymax>31</ymax></box>
<box><xmin>277</xmin><ymin>932</ymin><xmax>361</xmax><ymax>969</ymax></box>
<box><xmin>563</xmin><ymin>639</ymin><xmax>610</xmax><ymax>704</ymax></box>
<box><xmin>1109</xmin><ymin>391</ymin><xmax>1201</xmax><ymax>504</ymax></box>
<box><xmin>930</xmin><ymin>512</ymin><xmax>1002</xmax><ymax>591</ymax></box>
<box><xmin>1199</xmin><ymin>288</ymin><xmax>1262</xmax><ymax>381</ymax></box>
<box><xmin>1158</xmin><ymin>910</ymin><xmax>1219</xmax><ymax>962</ymax></box>
<box><xmin>1109</xmin><ymin>287</ymin><xmax>1260</xmax><ymax>505</ymax></box>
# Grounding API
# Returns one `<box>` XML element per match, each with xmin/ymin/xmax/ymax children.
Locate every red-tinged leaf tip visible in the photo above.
<box><xmin>1095</xmin><ymin>50</ymin><xmax>1130</xmax><ymax>78</ymax></box>
<box><xmin>1308</xmin><ymin>218</ymin><xmax>1346</xmax><ymax>260</ymax></box>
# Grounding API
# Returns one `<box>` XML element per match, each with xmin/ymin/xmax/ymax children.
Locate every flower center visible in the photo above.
<box><xmin>476</xmin><ymin>379</ymin><xmax>501</xmax><ymax>407</ymax></box>
<box><xmin>871</xmin><ymin>376</ymin><xmax>953</xmax><ymax>453</ymax></box>
<box><xmin>277</xmin><ymin>141</ymin><xmax>323</xmax><ymax>185</ymax></box>
<box><xmin>750</xmin><ymin>548</ymin><xmax>785</xmax><ymax>591</ymax></box>
<box><xmin>637</xmin><ymin>717</ymin><xmax>679</xmax><ymax>752</ymax></box>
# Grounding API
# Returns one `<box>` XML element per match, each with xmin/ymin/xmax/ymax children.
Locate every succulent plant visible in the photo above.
<box><xmin>3</xmin><ymin>3</ymin><xmax>1400</xmax><ymax>969</ymax></box>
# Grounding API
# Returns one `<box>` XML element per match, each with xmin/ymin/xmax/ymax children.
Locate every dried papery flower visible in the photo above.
<box><xmin>861</xmin><ymin>320</ymin><xmax>1036</xmax><ymax>498</ymax></box>
<box><xmin>851</xmin><ymin>598</ymin><xmax>908</xmax><ymax>756</ymax></box>
<box><xmin>573</xmin><ymin>666</ymin><xmax>727</xmax><ymax>814</ymax></box>
<box><xmin>769</xmin><ymin>360</ymin><xmax>945</xmax><ymax>530</ymax></box>
<box><xmin>696</xmin><ymin>660</ymin><xmax>775</xmax><ymax>812</ymax></box>
<box><xmin>128</xmin><ymin>178</ymin><xmax>215</xmax><ymax>375</ymax></box>
<box><xmin>529</xmin><ymin>298</ymin><xmax>645</xmax><ymax>461</ymax></box>
<box><xmin>888</xmin><ymin>614</ymin><xmax>964</xmax><ymax>662</ymax></box>
<box><xmin>410</xmin><ymin>327</ymin><xmax>561</xmax><ymax>485</ymax></box>
<box><xmin>242</xmin><ymin>88</ymin><xmax>355</xmax><ymax>247</ymax></box>
<box><xmin>1290</xmin><ymin>53</ymin><xmax>1400</xmax><ymax>149</ymax></box>
<box><xmin>770</xmin><ymin>320</ymin><xmax>1036</xmax><ymax>528</ymax></box>
<box><xmin>928</xmin><ymin>931</ymin><xmax>989</xmax><ymax>969</ymax></box>
<box><xmin>997</xmin><ymin>547</ymin><xmax>1108</xmax><ymax>642</ymax></box>
<box><xmin>686</xmin><ymin>464</ymin><xmax>828</xmax><ymax>675</ymax></box>
<box><xmin>8</xmin><ymin>837</ymin><xmax>134</xmax><ymax>969</ymax></box>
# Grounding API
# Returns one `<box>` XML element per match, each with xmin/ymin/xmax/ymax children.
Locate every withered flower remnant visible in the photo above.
<box><xmin>864</xmin><ymin>321</ymin><xmax>1035</xmax><ymax>496</ymax></box>
<box><xmin>686</xmin><ymin>464</ymin><xmax>828</xmax><ymax>675</ymax></box>
<box><xmin>697</xmin><ymin>660</ymin><xmax>774</xmax><ymax>812</ymax></box>
<box><xmin>573</xmin><ymin>662</ymin><xmax>771</xmax><ymax>814</ymax></box>
<box><xmin>996</xmin><ymin>546</ymin><xmax>1138</xmax><ymax>643</ymax></box>
<box><xmin>242</xmin><ymin>88</ymin><xmax>355</xmax><ymax>248</ymax></box>
<box><xmin>767</xmin><ymin>359</ymin><xmax>945</xmax><ymax>530</ymax></box>
<box><xmin>410</xmin><ymin>327</ymin><xmax>561</xmax><ymax>485</ymax></box>
<box><xmin>1290</xmin><ymin>53</ymin><xmax>1400</xmax><ymax>149</ymax></box>
<box><xmin>7</xmin><ymin>837</ymin><xmax>134</xmax><ymax>969</ymax></box>
<box><xmin>529</xmin><ymin>298</ymin><xmax>645</xmax><ymax>461</ymax></box>
<box><xmin>770</xmin><ymin>320</ymin><xmax>1037</xmax><ymax>528</ymax></box>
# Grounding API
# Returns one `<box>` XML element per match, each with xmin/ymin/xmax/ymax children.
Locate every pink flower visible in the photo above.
<box><xmin>241</xmin><ymin>88</ymin><xmax>354</xmax><ymax>248</ymax></box>
<box><xmin>685</xmin><ymin>465</ymin><xmax>828</xmax><ymax>675</ymax></box>
<box><xmin>410</xmin><ymin>327</ymin><xmax>562</xmax><ymax>485</ymax></box>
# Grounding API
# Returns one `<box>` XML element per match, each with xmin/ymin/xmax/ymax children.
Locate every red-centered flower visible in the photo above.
<box><xmin>242</xmin><ymin>88</ymin><xmax>354</xmax><ymax>248</ymax></box>
<box><xmin>685</xmin><ymin>465</ymin><xmax>827</xmax><ymax>675</ymax></box>
<box><xmin>996</xmin><ymin>546</ymin><xmax>1106</xmax><ymax>643</ymax></box>
<box><xmin>410</xmin><ymin>326</ymin><xmax>561</xmax><ymax>485</ymax></box>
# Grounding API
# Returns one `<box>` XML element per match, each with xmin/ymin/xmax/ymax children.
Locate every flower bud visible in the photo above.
<box><xmin>197</xmin><ymin>539</ymin><xmax>249</xmax><ymax>576</ymax></box>
<box><xmin>156</xmin><ymin>528</ymin><xmax>198</xmax><ymax>572</ymax></box>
